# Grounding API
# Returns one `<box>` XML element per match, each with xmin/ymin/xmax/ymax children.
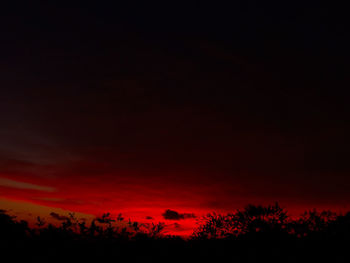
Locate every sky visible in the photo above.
<box><xmin>0</xmin><ymin>1</ymin><xmax>349</xmax><ymax>235</ymax></box>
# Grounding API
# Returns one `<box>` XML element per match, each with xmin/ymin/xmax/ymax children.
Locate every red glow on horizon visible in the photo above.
<box><xmin>1</xmin><ymin>173</ymin><xmax>349</xmax><ymax>236</ymax></box>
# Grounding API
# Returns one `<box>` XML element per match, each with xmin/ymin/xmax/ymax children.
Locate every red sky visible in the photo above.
<box><xmin>1</xmin><ymin>2</ymin><xmax>350</xmax><ymax>236</ymax></box>
<box><xmin>1</xmin><ymin>164</ymin><xmax>349</xmax><ymax>236</ymax></box>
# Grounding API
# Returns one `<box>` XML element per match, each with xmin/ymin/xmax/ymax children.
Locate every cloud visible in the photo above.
<box><xmin>162</xmin><ymin>209</ymin><xmax>196</xmax><ymax>220</ymax></box>
<box><xmin>50</xmin><ymin>212</ymin><xmax>69</xmax><ymax>221</ymax></box>
<box><xmin>173</xmin><ymin>222</ymin><xmax>182</xmax><ymax>229</ymax></box>
<box><xmin>0</xmin><ymin>177</ymin><xmax>55</xmax><ymax>192</ymax></box>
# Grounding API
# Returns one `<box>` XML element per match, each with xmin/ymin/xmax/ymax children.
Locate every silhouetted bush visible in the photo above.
<box><xmin>192</xmin><ymin>203</ymin><xmax>289</xmax><ymax>239</ymax></box>
<box><xmin>1</xmin><ymin>205</ymin><xmax>350</xmax><ymax>263</ymax></box>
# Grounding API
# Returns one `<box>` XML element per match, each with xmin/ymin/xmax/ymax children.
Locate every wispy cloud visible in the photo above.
<box><xmin>0</xmin><ymin>177</ymin><xmax>55</xmax><ymax>192</ymax></box>
<box><xmin>50</xmin><ymin>212</ymin><xmax>69</xmax><ymax>221</ymax></box>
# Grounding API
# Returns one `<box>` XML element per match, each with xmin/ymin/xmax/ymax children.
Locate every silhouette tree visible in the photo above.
<box><xmin>36</xmin><ymin>216</ymin><xmax>46</xmax><ymax>227</ymax></box>
<box><xmin>192</xmin><ymin>203</ymin><xmax>289</xmax><ymax>239</ymax></box>
<box><xmin>1</xmin><ymin>205</ymin><xmax>350</xmax><ymax>263</ymax></box>
<box><xmin>0</xmin><ymin>210</ymin><xmax>28</xmax><ymax>241</ymax></box>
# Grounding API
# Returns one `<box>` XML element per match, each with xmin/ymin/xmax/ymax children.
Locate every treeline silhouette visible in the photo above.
<box><xmin>1</xmin><ymin>204</ymin><xmax>350</xmax><ymax>262</ymax></box>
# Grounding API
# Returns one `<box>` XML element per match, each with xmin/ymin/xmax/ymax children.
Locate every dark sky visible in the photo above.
<box><xmin>0</xmin><ymin>1</ymin><xmax>349</xmax><ymax>235</ymax></box>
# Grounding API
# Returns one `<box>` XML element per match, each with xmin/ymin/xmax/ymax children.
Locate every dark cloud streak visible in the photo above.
<box><xmin>162</xmin><ymin>210</ymin><xmax>196</xmax><ymax>221</ymax></box>
<box><xmin>49</xmin><ymin>212</ymin><xmax>69</xmax><ymax>221</ymax></box>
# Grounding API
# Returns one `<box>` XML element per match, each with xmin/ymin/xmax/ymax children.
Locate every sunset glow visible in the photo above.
<box><xmin>1</xmin><ymin>1</ymin><xmax>349</xmax><ymax>239</ymax></box>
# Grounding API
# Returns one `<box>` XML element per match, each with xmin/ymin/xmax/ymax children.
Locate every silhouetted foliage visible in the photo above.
<box><xmin>192</xmin><ymin>203</ymin><xmax>289</xmax><ymax>239</ymax></box>
<box><xmin>1</xmin><ymin>205</ymin><xmax>350</xmax><ymax>262</ymax></box>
